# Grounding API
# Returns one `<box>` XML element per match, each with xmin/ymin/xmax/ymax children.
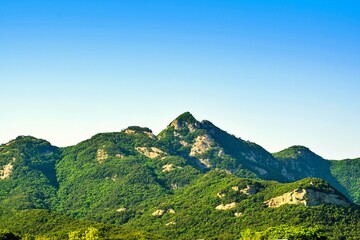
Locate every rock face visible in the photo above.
<box><xmin>116</xmin><ymin>208</ymin><xmax>126</xmax><ymax>212</ymax></box>
<box><xmin>136</xmin><ymin>147</ymin><xmax>166</xmax><ymax>159</ymax></box>
<box><xmin>217</xmin><ymin>192</ymin><xmax>226</xmax><ymax>199</ymax></box>
<box><xmin>240</xmin><ymin>185</ymin><xmax>258</xmax><ymax>196</ymax></box>
<box><xmin>96</xmin><ymin>149</ymin><xmax>108</xmax><ymax>163</ymax></box>
<box><xmin>264</xmin><ymin>188</ymin><xmax>350</xmax><ymax>208</ymax></box>
<box><xmin>152</xmin><ymin>209</ymin><xmax>165</xmax><ymax>217</ymax></box>
<box><xmin>168</xmin><ymin>208</ymin><xmax>175</xmax><ymax>214</ymax></box>
<box><xmin>234</xmin><ymin>212</ymin><xmax>243</xmax><ymax>217</ymax></box>
<box><xmin>0</xmin><ymin>162</ymin><xmax>14</xmax><ymax>179</ymax></box>
<box><xmin>144</xmin><ymin>132</ymin><xmax>157</xmax><ymax>139</ymax></box>
<box><xmin>124</xmin><ymin>127</ymin><xmax>157</xmax><ymax>139</ymax></box>
<box><xmin>169</xmin><ymin>112</ymin><xmax>199</xmax><ymax>132</ymax></box>
<box><xmin>0</xmin><ymin>157</ymin><xmax>16</xmax><ymax>180</ymax></box>
<box><xmin>124</xmin><ymin>129</ymin><xmax>136</xmax><ymax>135</ymax></box>
<box><xmin>165</xmin><ymin>221</ymin><xmax>176</xmax><ymax>226</ymax></box>
<box><xmin>273</xmin><ymin>146</ymin><xmax>325</xmax><ymax>181</ymax></box>
<box><xmin>190</xmin><ymin>135</ymin><xmax>213</xmax><ymax>157</ymax></box>
<box><xmin>170</xmin><ymin>119</ymin><xmax>197</xmax><ymax>132</ymax></box>
<box><xmin>198</xmin><ymin>158</ymin><xmax>211</xmax><ymax>168</ymax></box>
<box><xmin>162</xmin><ymin>164</ymin><xmax>182</xmax><ymax>172</ymax></box>
<box><xmin>215</xmin><ymin>202</ymin><xmax>237</xmax><ymax>210</ymax></box>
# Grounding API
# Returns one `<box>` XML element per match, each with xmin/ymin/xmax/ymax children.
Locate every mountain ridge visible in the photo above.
<box><xmin>3</xmin><ymin>113</ymin><xmax>357</xmax><ymax>161</ymax></box>
<box><xmin>1</xmin><ymin>112</ymin><xmax>359</xmax><ymax>201</ymax></box>
<box><xmin>1</xmin><ymin>112</ymin><xmax>360</xmax><ymax>239</ymax></box>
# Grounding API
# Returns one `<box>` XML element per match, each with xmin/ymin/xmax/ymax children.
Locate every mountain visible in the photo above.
<box><xmin>156</xmin><ymin>112</ymin><xmax>360</xmax><ymax>203</ymax></box>
<box><xmin>1</xmin><ymin>112</ymin><xmax>360</xmax><ymax>239</ymax></box>
<box><xmin>273</xmin><ymin>146</ymin><xmax>360</xmax><ymax>203</ymax></box>
<box><xmin>0</xmin><ymin>136</ymin><xmax>60</xmax><ymax>209</ymax></box>
<box><xmin>55</xmin><ymin>129</ymin><xmax>194</xmax><ymax>223</ymax></box>
<box><xmin>158</xmin><ymin>112</ymin><xmax>284</xmax><ymax>180</ymax></box>
<box><xmin>126</xmin><ymin>171</ymin><xmax>358</xmax><ymax>239</ymax></box>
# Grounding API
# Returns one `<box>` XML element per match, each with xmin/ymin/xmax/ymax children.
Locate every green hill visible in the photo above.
<box><xmin>273</xmin><ymin>145</ymin><xmax>360</xmax><ymax>203</ymax></box>
<box><xmin>0</xmin><ymin>136</ymin><xmax>60</xmax><ymax>209</ymax></box>
<box><xmin>125</xmin><ymin>171</ymin><xmax>359</xmax><ymax>239</ymax></box>
<box><xmin>0</xmin><ymin>112</ymin><xmax>359</xmax><ymax>239</ymax></box>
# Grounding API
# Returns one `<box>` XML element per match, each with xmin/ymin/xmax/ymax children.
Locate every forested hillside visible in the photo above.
<box><xmin>1</xmin><ymin>112</ymin><xmax>359</xmax><ymax>239</ymax></box>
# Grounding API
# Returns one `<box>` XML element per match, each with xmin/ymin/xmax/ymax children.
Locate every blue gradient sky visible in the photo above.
<box><xmin>1</xmin><ymin>1</ymin><xmax>359</xmax><ymax>159</ymax></box>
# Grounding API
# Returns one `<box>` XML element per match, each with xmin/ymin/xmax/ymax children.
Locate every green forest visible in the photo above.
<box><xmin>1</xmin><ymin>112</ymin><xmax>360</xmax><ymax>239</ymax></box>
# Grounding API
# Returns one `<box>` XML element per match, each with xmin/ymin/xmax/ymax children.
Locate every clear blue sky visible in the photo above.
<box><xmin>0</xmin><ymin>0</ymin><xmax>359</xmax><ymax>159</ymax></box>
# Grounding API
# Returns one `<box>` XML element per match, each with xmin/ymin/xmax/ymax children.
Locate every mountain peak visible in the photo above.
<box><xmin>124</xmin><ymin>126</ymin><xmax>153</xmax><ymax>133</ymax></box>
<box><xmin>1</xmin><ymin>135</ymin><xmax>52</xmax><ymax>147</ymax></box>
<box><xmin>166</xmin><ymin>112</ymin><xmax>199</xmax><ymax>130</ymax></box>
<box><xmin>273</xmin><ymin>145</ymin><xmax>322</xmax><ymax>161</ymax></box>
<box><xmin>288</xmin><ymin>145</ymin><xmax>311</xmax><ymax>152</ymax></box>
<box><xmin>175</xmin><ymin>112</ymin><xmax>198</xmax><ymax>124</ymax></box>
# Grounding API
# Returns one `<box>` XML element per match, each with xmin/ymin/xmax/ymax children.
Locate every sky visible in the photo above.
<box><xmin>0</xmin><ymin>0</ymin><xmax>359</xmax><ymax>159</ymax></box>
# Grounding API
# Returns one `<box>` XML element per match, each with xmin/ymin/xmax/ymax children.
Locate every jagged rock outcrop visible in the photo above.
<box><xmin>162</xmin><ymin>164</ymin><xmax>175</xmax><ymax>172</ymax></box>
<box><xmin>124</xmin><ymin>126</ymin><xmax>157</xmax><ymax>139</ymax></box>
<box><xmin>217</xmin><ymin>192</ymin><xmax>226</xmax><ymax>199</ymax></box>
<box><xmin>170</xmin><ymin>119</ymin><xmax>197</xmax><ymax>133</ymax></box>
<box><xmin>0</xmin><ymin>162</ymin><xmax>14</xmax><ymax>179</ymax></box>
<box><xmin>167</xmin><ymin>208</ymin><xmax>175</xmax><ymax>214</ymax></box>
<box><xmin>215</xmin><ymin>202</ymin><xmax>237</xmax><ymax>210</ymax></box>
<box><xmin>264</xmin><ymin>188</ymin><xmax>350</xmax><ymax>208</ymax></box>
<box><xmin>96</xmin><ymin>149</ymin><xmax>108</xmax><ymax>163</ymax></box>
<box><xmin>240</xmin><ymin>185</ymin><xmax>258</xmax><ymax>195</ymax></box>
<box><xmin>198</xmin><ymin>158</ymin><xmax>211</xmax><ymax>168</ymax></box>
<box><xmin>136</xmin><ymin>147</ymin><xmax>166</xmax><ymax>159</ymax></box>
<box><xmin>234</xmin><ymin>212</ymin><xmax>243</xmax><ymax>217</ymax></box>
<box><xmin>152</xmin><ymin>209</ymin><xmax>165</xmax><ymax>217</ymax></box>
<box><xmin>231</xmin><ymin>185</ymin><xmax>258</xmax><ymax>196</ymax></box>
<box><xmin>162</xmin><ymin>164</ymin><xmax>182</xmax><ymax>172</ymax></box>
<box><xmin>169</xmin><ymin>112</ymin><xmax>199</xmax><ymax>132</ymax></box>
<box><xmin>190</xmin><ymin>135</ymin><xmax>213</xmax><ymax>156</ymax></box>
<box><xmin>116</xmin><ymin>208</ymin><xmax>126</xmax><ymax>212</ymax></box>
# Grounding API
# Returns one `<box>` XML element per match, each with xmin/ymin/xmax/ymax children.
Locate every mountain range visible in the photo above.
<box><xmin>0</xmin><ymin>112</ymin><xmax>359</xmax><ymax>239</ymax></box>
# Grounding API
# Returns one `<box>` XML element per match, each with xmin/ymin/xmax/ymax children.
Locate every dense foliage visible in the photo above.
<box><xmin>273</xmin><ymin>146</ymin><xmax>360</xmax><ymax>203</ymax></box>
<box><xmin>330</xmin><ymin>158</ymin><xmax>360</xmax><ymax>204</ymax></box>
<box><xmin>126</xmin><ymin>171</ymin><xmax>360</xmax><ymax>239</ymax></box>
<box><xmin>1</xmin><ymin>112</ymin><xmax>360</xmax><ymax>239</ymax></box>
<box><xmin>0</xmin><ymin>136</ymin><xmax>60</xmax><ymax>210</ymax></box>
<box><xmin>0</xmin><ymin>207</ymin><xmax>164</xmax><ymax>239</ymax></box>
